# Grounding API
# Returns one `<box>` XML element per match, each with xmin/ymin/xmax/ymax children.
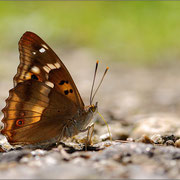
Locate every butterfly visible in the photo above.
<box><xmin>1</xmin><ymin>31</ymin><xmax>108</xmax><ymax>148</ymax></box>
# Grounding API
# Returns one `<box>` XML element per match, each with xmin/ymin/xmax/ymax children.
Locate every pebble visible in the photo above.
<box><xmin>165</xmin><ymin>140</ymin><xmax>174</xmax><ymax>146</ymax></box>
<box><xmin>131</xmin><ymin>114</ymin><xmax>180</xmax><ymax>138</ymax></box>
<box><xmin>175</xmin><ymin>139</ymin><xmax>180</xmax><ymax>148</ymax></box>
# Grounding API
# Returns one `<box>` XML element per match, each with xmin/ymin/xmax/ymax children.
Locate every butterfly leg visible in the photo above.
<box><xmin>80</xmin><ymin>123</ymin><xmax>94</xmax><ymax>151</ymax></box>
<box><xmin>88</xmin><ymin>123</ymin><xmax>94</xmax><ymax>145</ymax></box>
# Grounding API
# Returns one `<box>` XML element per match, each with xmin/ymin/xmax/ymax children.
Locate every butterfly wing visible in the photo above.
<box><xmin>15</xmin><ymin>31</ymin><xmax>84</xmax><ymax>108</ymax></box>
<box><xmin>2</xmin><ymin>80</ymin><xmax>78</xmax><ymax>145</ymax></box>
<box><xmin>1</xmin><ymin>32</ymin><xmax>84</xmax><ymax>145</ymax></box>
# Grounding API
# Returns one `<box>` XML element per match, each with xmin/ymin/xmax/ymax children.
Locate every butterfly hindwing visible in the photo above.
<box><xmin>2</xmin><ymin>80</ymin><xmax>78</xmax><ymax>145</ymax></box>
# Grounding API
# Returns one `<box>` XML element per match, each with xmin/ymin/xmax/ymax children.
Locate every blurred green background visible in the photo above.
<box><xmin>1</xmin><ymin>1</ymin><xmax>180</xmax><ymax>65</ymax></box>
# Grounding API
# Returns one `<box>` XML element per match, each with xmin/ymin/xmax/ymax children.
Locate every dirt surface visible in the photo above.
<box><xmin>0</xmin><ymin>49</ymin><xmax>180</xmax><ymax>179</ymax></box>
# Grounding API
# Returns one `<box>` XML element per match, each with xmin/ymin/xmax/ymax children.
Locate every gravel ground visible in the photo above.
<box><xmin>0</xmin><ymin>49</ymin><xmax>180</xmax><ymax>179</ymax></box>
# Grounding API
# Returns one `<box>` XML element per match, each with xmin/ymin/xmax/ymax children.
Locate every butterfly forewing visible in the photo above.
<box><xmin>14</xmin><ymin>31</ymin><xmax>84</xmax><ymax>108</ymax></box>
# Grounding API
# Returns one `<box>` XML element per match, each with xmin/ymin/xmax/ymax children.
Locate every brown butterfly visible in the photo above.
<box><xmin>1</xmin><ymin>31</ymin><xmax>108</xmax><ymax>148</ymax></box>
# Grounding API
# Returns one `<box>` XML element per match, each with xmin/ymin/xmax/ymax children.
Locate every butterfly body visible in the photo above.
<box><xmin>1</xmin><ymin>32</ymin><xmax>97</xmax><ymax>147</ymax></box>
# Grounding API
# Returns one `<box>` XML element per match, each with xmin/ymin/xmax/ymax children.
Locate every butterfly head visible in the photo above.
<box><xmin>88</xmin><ymin>102</ymin><xmax>98</xmax><ymax>114</ymax></box>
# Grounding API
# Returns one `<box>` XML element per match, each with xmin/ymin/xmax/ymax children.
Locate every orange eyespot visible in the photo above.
<box><xmin>31</xmin><ymin>74</ymin><xmax>39</xmax><ymax>80</ymax></box>
<box><xmin>25</xmin><ymin>72</ymin><xmax>42</xmax><ymax>81</ymax></box>
<box><xmin>16</xmin><ymin>119</ymin><xmax>24</xmax><ymax>127</ymax></box>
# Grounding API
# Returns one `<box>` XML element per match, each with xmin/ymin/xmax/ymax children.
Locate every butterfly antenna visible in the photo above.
<box><xmin>91</xmin><ymin>66</ymin><xmax>109</xmax><ymax>104</ymax></box>
<box><xmin>90</xmin><ymin>60</ymin><xmax>99</xmax><ymax>105</ymax></box>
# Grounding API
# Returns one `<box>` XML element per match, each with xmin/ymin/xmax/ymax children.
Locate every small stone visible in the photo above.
<box><xmin>131</xmin><ymin>114</ymin><xmax>180</xmax><ymax>138</ymax></box>
<box><xmin>165</xmin><ymin>140</ymin><xmax>174</xmax><ymax>146</ymax></box>
<box><xmin>162</xmin><ymin>135</ymin><xmax>176</xmax><ymax>143</ymax></box>
<box><xmin>100</xmin><ymin>133</ymin><xmax>112</xmax><ymax>141</ymax></box>
<box><xmin>175</xmin><ymin>139</ymin><xmax>180</xmax><ymax>148</ymax></box>
<box><xmin>151</xmin><ymin>134</ymin><xmax>163</xmax><ymax>144</ymax></box>
<box><xmin>31</xmin><ymin>149</ymin><xmax>46</xmax><ymax>156</ymax></box>
<box><xmin>136</xmin><ymin>135</ymin><xmax>154</xmax><ymax>144</ymax></box>
<box><xmin>126</xmin><ymin>138</ymin><xmax>134</xmax><ymax>142</ymax></box>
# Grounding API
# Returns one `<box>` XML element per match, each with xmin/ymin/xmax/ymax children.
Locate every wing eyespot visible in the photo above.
<box><xmin>31</xmin><ymin>74</ymin><xmax>39</xmax><ymax>80</ymax></box>
<box><xmin>16</xmin><ymin>119</ymin><xmax>24</xmax><ymax>127</ymax></box>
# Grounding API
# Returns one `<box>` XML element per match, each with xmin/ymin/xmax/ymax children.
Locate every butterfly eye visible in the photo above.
<box><xmin>16</xmin><ymin>119</ymin><xmax>24</xmax><ymax>127</ymax></box>
<box><xmin>89</xmin><ymin>105</ymin><xmax>97</xmax><ymax>113</ymax></box>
